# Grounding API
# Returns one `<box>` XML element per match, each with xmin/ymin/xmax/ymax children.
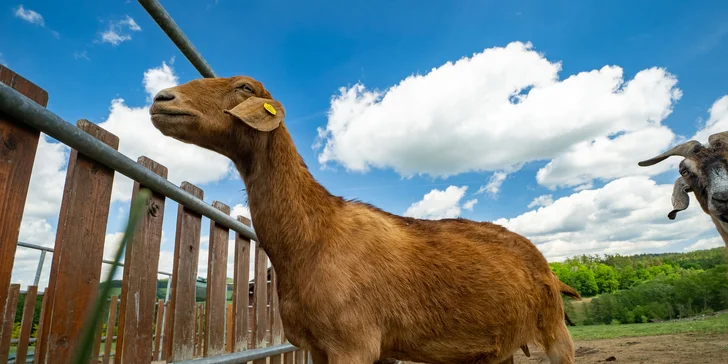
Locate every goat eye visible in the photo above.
<box><xmin>238</xmin><ymin>84</ymin><xmax>254</xmax><ymax>93</ymax></box>
<box><xmin>680</xmin><ymin>169</ymin><xmax>691</xmax><ymax>177</ymax></box>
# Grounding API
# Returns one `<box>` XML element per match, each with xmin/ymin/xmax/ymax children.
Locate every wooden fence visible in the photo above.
<box><xmin>0</xmin><ymin>66</ymin><xmax>307</xmax><ymax>363</ymax></box>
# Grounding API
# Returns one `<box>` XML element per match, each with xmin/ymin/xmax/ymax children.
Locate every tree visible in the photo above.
<box><xmin>594</xmin><ymin>264</ymin><xmax>619</xmax><ymax>294</ymax></box>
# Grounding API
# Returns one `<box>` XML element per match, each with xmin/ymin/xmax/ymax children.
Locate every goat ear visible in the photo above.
<box><xmin>668</xmin><ymin>176</ymin><xmax>692</xmax><ymax>220</ymax></box>
<box><xmin>224</xmin><ymin>96</ymin><xmax>284</xmax><ymax>132</ymax></box>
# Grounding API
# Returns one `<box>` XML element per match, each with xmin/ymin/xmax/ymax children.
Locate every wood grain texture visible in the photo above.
<box><xmin>270</xmin><ymin>268</ymin><xmax>284</xmax><ymax>364</ymax></box>
<box><xmin>0</xmin><ymin>284</ymin><xmax>20</xmax><ymax>363</ymax></box>
<box><xmin>38</xmin><ymin>120</ymin><xmax>118</xmax><ymax>364</ymax></box>
<box><xmin>164</xmin><ymin>182</ymin><xmax>203</xmax><ymax>361</ymax></box>
<box><xmin>232</xmin><ymin>216</ymin><xmax>252</xmax><ymax>352</ymax></box>
<box><xmin>102</xmin><ymin>296</ymin><xmax>117</xmax><ymax>364</ymax></box>
<box><xmin>154</xmin><ymin>299</ymin><xmax>165</xmax><ymax>360</ymax></box>
<box><xmin>91</xmin><ymin>303</ymin><xmax>105</xmax><ymax>364</ymax></box>
<box><xmin>13</xmin><ymin>285</ymin><xmax>37</xmax><ymax>363</ymax></box>
<box><xmin>115</xmin><ymin>156</ymin><xmax>168</xmax><ymax>364</ymax></box>
<box><xmin>253</xmin><ymin>248</ymin><xmax>269</xmax><ymax>364</ymax></box>
<box><xmin>204</xmin><ymin>201</ymin><xmax>230</xmax><ymax>357</ymax></box>
<box><xmin>0</xmin><ymin>65</ymin><xmax>47</xmax><ymax>338</ymax></box>
<box><xmin>33</xmin><ymin>290</ymin><xmax>48</xmax><ymax>364</ymax></box>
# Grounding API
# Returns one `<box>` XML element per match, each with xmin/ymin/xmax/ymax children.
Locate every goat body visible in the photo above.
<box><xmin>149</xmin><ymin>76</ymin><xmax>577</xmax><ymax>364</ymax></box>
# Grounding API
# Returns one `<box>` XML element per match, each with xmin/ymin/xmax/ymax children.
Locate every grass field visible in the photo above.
<box><xmin>568</xmin><ymin>312</ymin><xmax>728</xmax><ymax>340</ymax></box>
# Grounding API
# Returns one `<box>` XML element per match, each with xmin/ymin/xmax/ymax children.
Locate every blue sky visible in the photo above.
<box><xmin>4</xmin><ymin>1</ymin><xmax>728</xmax><ymax>288</ymax></box>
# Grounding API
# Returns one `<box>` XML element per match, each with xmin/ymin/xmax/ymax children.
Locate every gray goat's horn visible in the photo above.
<box><xmin>638</xmin><ymin>140</ymin><xmax>703</xmax><ymax>167</ymax></box>
<box><xmin>708</xmin><ymin>131</ymin><xmax>728</xmax><ymax>146</ymax></box>
<box><xmin>668</xmin><ymin>176</ymin><xmax>691</xmax><ymax>220</ymax></box>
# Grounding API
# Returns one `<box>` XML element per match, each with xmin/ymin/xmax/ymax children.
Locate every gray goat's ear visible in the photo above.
<box><xmin>668</xmin><ymin>176</ymin><xmax>691</xmax><ymax>220</ymax></box>
<box><xmin>224</xmin><ymin>96</ymin><xmax>285</xmax><ymax>132</ymax></box>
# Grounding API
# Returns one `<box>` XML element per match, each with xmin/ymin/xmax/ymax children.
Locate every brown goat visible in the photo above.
<box><xmin>638</xmin><ymin>132</ymin><xmax>728</xmax><ymax>248</ymax></box>
<box><xmin>149</xmin><ymin>75</ymin><xmax>578</xmax><ymax>364</ymax></box>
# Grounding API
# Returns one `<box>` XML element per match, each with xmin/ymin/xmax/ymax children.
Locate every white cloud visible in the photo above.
<box><xmin>14</xmin><ymin>5</ymin><xmax>44</xmax><ymax>26</ymax></box>
<box><xmin>683</xmin><ymin>236</ymin><xmax>724</xmax><ymax>251</ymax></box>
<box><xmin>692</xmin><ymin>95</ymin><xmax>728</xmax><ymax>143</ymax></box>
<box><xmin>536</xmin><ymin>125</ymin><xmax>677</xmax><ymax>189</ymax></box>
<box><xmin>478</xmin><ymin>171</ymin><xmax>508</xmax><ymax>197</ymax></box>
<box><xmin>143</xmin><ymin>62</ymin><xmax>177</xmax><ymax>101</ymax></box>
<box><xmin>494</xmin><ymin>176</ymin><xmax>719</xmax><ymax>261</ymax></box>
<box><xmin>99</xmin><ymin>61</ymin><xmax>233</xmax><ymax>202</ymax></box>
<box><xmin>315</xmin><ymin>41</ymin><xmax>681</xmax><ymax>192</ymax></box>
<box><xmin>462</xmin><ymin>199</ymin><xmax>478</xmax><ymax>211</ymax></box>
<box><xmin>99</xmin><ymin>15</ymin><xmax>142</xmax><ymax>46</ymax></box>
<box><xmin>231</xmin><ymin>204</ymin><xmax>251</xmax><ymax>220</ymax></box>
<box><xmin>120</xmin><ymin>15</ymin><xmax>141</xmax><ymax>31</ymax></box>
<box><xmin>528</xmin><ymin>194</ymin><xmax>554</xmax><ymax>209</ymax></box>
<box><xmin>100</xmin><ymin>30</ymin><xmax>131</xmax><ymax>46</ymax></box>
<box><xmin>22</xmin><ymin>136</ymin><xmax>69</xmax><ymax>220</ymax></box>
<box><xmin>404</xmin><ymin>186</ymin><xmax>471</xmax><ymax>219</ymax></box>
<box><xmin>73</xmin><ymin>50</ymin><xmax>90</xmax><ymax>61</ymax></box>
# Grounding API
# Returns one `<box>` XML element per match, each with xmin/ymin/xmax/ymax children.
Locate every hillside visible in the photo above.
<box><xmin>551</xmin><ymin>247</ymin><xmax>728</xmax><ymax>325</ymax></box>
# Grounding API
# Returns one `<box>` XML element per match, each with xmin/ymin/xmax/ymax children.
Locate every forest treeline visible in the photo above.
<box><xmin>551</xmin><ymin>247</ymin><xmax>728</xmax><ymax>325</ymax></box>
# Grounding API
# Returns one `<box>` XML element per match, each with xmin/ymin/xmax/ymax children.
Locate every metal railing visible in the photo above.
<box><xmin>0</xmin><ymin>0</ymin><xmax>300</xmax><ymax>362</ymax></box>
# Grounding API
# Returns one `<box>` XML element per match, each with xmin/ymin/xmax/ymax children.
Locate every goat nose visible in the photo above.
<box><xmin>154</xmin><ymin>90</ymin><xmax>175</xmax><ymax>102</ymax></box>
<box><xmin>712</xmin><ymin>191</ymin><xmax>728</xmax><ymax>204</ymax></box>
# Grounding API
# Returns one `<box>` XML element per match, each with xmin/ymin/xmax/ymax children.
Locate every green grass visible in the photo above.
<box><xmin>569</xmin><ymin>313</ymin><xmax>728</xmax><ymax>340</ymax></box>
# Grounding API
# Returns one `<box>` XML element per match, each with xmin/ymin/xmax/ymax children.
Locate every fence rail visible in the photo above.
<box><xmin>0</xmin><ymin>0</ymin><xmax>311</xmax><ymax>362</ymax></box>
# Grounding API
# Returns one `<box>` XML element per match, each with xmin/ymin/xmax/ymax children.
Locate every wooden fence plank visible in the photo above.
<box><xmin>195</xmin><ymin>304</ymin><xmax>203</xmax><ymax>357</ymax></box>
<box><xmin>14</xmin><ymin>285</ymin><xmax>38</xmax><ymax>363</ymax></box>
<box><xmin>0</xmin><ymin>65</ymin><xmax>47</xmax><ymax>341</ymax></box>
<box><xmin>102</xmin><ymin>296</ymin><xmax>117</xmax><ymax>364</ymax></box>
<box><xmin>226</xmin><ymin>303</ymin><xmax>233</xmax><ymax>352</ymax></box>
<box><xmin>253</xmin><ymin>247</ymin><xmax>269</xmax><ymax>364</ymax></box>
<box><xmin>91</xmin><ymin>305</ymin><xmax>104</xmax><ymax>364</ymax></box>
<box><xmin>204</xmin><ymin>201</ymin><xmax>230</xmax><ymax>357</ymax></box>
<box><xmin>295</xmin><ymin>350</ymin><xmax>304</xmax><ymax>364</ymax></box>
<box><xmin>0</xmin><ymin>284</ymin><xmax>20</xmax><ymax>362</ymax></box>
<box><xmin>38</xmin><ymin>119</ymin><xmax>118</xmax><ymax>364</ymax></box>
<box><xmin>232</xmin><ymin>216</ymin><xmax>252</xmax><ymax>352</ymax></box>
<box><xmin>164</xmin><ymin>182</ymin><xmax>203</xmax><ymax>361</ymax></box>
<box><xmin>284</xmin><ymin>350</ymin><xmax>294</xmax><ymax>364</ymax></box>
<box><xmin>115</xmin><ymin>156</ymin><xmax>168</xmax><ymax>364</ymax></box>
<box><xmin>161</xmin><ymin>300</ymin><xmax>171</xmax><ymax>362</ymax></box>
<box><xmin>33</xmin><ymin>290</ymin><xmax>48</xmax><ymax>364</ymax></box>
<box><xmin>270</xmin><ymin>268</ymin><xmax>284</xmax><ymax>364</ymax></box>
<box><xmin>154</xmin><ymin>299</ymin><xmax>165</xmax><ymax>360</ymax></box>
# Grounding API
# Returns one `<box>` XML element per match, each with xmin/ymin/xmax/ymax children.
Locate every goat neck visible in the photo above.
<box><xmin>231</xmin><ymin>124</ymin><xmax>341</xmax><ymax>274</ymax></box>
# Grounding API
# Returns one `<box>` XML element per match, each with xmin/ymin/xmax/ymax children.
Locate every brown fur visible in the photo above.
<box><xmin>149</xmin><ymin>76</ymin><xmax>577</xmax><ymax>364</ymax></box>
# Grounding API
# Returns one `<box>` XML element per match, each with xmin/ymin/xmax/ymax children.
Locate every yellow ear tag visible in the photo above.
<box><xmin>263</xmin><ymin>103</ymin><xmax>277</xmax><ymax>115</ymax></box>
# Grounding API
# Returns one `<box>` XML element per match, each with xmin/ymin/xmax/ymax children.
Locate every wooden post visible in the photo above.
<box><xmin>14</xmin><ymin>285</ymin><xmax>38</xmax><ymax>363</ymax></box>
<box><xmin>226</xmin><ymin>303</ymin><xmax>233</xmax><ymax>352</ymax></box>
<box><xmin>0</xmin><ymin>65</ymin><xmax>48</xmax><ymax>341</ymax></box>
<box><xmin>154</xmin><ymin>299</ymin><xmax>165</xmax><ymax>360</ymax></box>
<box><xmin>102</xmin><ymin>296</ymin><xmax>118</xmax><ymax>364</ymax></box>
<box><xmin>204</xmin><ymin>201</ymin><xmax>230</xmax><ymax>357</ymax></box>
<box><xmin>195</xmin><ymin>304</ymin><xmax>203</xmax><ymax>357</ymax></box>
<box><xmin>253</xmin><ymin>248</ymin><xmax>268</xmax><ymax>364</ymax></box>
<box><xmin>37</xmin><ymin>120</ymin><xmax>118</xmax><ymax>364</ymax></box>
<box><xmin>295</xmin><ymin>350</ymin><xmax>305</xmax><ymax>364</ymax></box>
<box><xmin>0</xmin><ymin>284</ymin><xmax>20</xmax><ymax>362</ymax></box>
<box><xmin>270</xmin><ymin>268</ymin><xmax>284</xmax><ymax>364</ymax></box>
<box><xmin>33</xmin><ymin>290</ymin><xmax>48</xmax><ymax>364</ymax></box>
<box><xmin>91</xmin><ymin>306</ymin><xmax>105</xmax><ymax>364</ymax></box>
<box><xmin>232</xmin><ymin>216</ymin><xmax>252</xmax><ymax>352</ymax></box>
<box><xmin>164</xmin><ymin>182</ymin><xmax>203</xmax><ymax>361</ymax></box>
<box><xmin>115</xmin><ymin>156</ymin><xmax>168</xmax><ymax>364</ymax></box>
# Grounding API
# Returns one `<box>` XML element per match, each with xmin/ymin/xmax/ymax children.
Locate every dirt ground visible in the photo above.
<box><xmin>510</xmin><ymin>332</ymin><xmax>728</xmax><ymax>363</ymax></box>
